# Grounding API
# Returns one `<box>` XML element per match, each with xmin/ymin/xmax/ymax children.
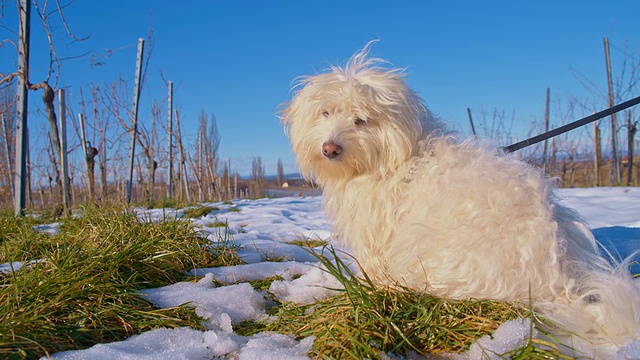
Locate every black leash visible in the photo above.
<box><xmin>504</xmin><ymin>95</ymin><xmax>640</xmax><ymax>153</ymax></box>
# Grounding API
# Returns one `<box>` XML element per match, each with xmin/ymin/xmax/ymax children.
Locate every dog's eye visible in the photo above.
<box><xmin>354</xmin><ymin>118</ymin><xmax>366</xmax><ymax>126</ymax></box>
<box><xmin>322</xmin><ymin>111</ymin><xmax>330</xmax><ymax>118</ymax></box>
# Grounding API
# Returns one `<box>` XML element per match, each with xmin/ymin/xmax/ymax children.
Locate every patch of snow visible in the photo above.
<box><xmin>138</xmin><ymin>273</ymin><xmax>267</xmax><ymax>328</ymax></box>
<box><xmin>189</xmin><ymin>261</ymin><xmax>317</xmax><ymax>284</ymax></box>
<box><xmin>269</xmin><ymin>265</ymin><xmax>344</xmax><ymax>305</ymax></box>
<box><xmin>0</xmin><ymin>261</ymin><xmax>23</xmax><ymax>274</ymax></box>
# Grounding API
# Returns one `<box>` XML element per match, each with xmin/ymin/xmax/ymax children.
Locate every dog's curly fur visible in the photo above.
<box><xmin>280</xmin><ymin>43</ymin><xmax>640</xmax><ymax>349</ymax></box>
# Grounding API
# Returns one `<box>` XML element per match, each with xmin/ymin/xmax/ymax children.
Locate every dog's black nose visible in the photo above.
<box><xmin>322</xmin><ymin>141</ymin><xmax>342</xmax><ymax>159</ymax></box>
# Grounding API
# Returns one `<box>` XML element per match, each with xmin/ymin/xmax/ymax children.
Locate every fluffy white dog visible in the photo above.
<box><xmin>280</xmin><ymin>43</ymin><xmax>640</xmax><ymax>349</ymax></box>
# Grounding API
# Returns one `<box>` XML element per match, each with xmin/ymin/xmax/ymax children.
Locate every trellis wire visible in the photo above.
<box><xmin>504</xmin><ymin>95</ymin><xmax>640</xmax><ymax>153</ymax></box>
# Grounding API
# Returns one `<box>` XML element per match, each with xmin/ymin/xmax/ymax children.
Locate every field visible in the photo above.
<box><xmin>1</xmin><ymin>187</ymin><xmax>640</xmax><ymax>359</ymax></box>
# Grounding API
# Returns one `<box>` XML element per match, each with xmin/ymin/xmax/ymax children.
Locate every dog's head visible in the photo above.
<box><xmin>280</xmin><ymin>42</ymin><xmax>439</xmax><ymax>186</ymax></box>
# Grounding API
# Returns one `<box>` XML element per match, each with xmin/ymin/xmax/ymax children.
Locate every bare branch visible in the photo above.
<box><xmin>0</xmin><ymin>71</ymin><xmax>20</xmax><ymax>86</ymax></box>
<box><xmin>55</xmin><ymin>0</ymin><xmax>89</xmax><ymax>43</ymax></box>
<box><xmin>32</xmin><ymin>0</ymin><xmax>60</xmax><ymax>85</ymax></box>
<box><xmin>0</xmin><ymin>38</ymin><xmax>17</xmax><ymax>51</ymax></box>
<box><xmin>57</xmin><ymin>48</ymin><xmax>93</xmax><ymax>62</ymax></box>
<box><xmin>570</xmin><ymin>66</ymin><xmax>607</xmax><ymax>102</ymax></box>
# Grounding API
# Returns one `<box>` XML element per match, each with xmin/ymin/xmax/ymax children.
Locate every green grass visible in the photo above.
<box><xmin>248</xmin><ymin>275</ymin><xmax>287</xmax><ymax>292</ymax></box>
<box><xmin>205</xmin><ymin>219</ymin><xmax>229</xmax><ymax>228</ymax></box>
<box><xmin>0</xmin><ymin>206</ymin><xmax>243</xmax><ymax>360</ymax></box>
<box><xmin>181</xmin><ymin>205</ymin><xmax>220</xmax><ymax>219</ymax></box>
<box><xmin>239</xmin><ymin>246</ymin><xmax>571</xmax><ymax>359</ymax></box>
<box><xmin>0</xmin><ymin>206</ymin><xmax>579</xmax><ymax>359</ymax></box>
<box><xmin>140</xmin><ymin>197</ymin><xmax>182</xmax><ymax>209</ymax></box>
<box><xmin>285</xmin><ymin>236</ymin><xmax>328</xmax><ymax>248</ymax></box>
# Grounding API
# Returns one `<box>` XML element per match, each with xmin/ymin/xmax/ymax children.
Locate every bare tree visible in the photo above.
<box><xmin>277</xmin><ymin>158</ymin><xmax>284</xmax><ymax>186</ymax></box>
<box><xmin>250</xmin><ymin>156</ymin><xmax>265</xmax><ymax>199</ymax></box>
<box><xmin>626</xmin><ymin>110</ymin><xmax>638</xmax><ymax>185</ymax></box>
<box><xmin>0</xmin><ymin>3</ymin><xmax>243</xmax><ymax>210</ymax></box>
<box><xmin>1</xmin><ymin>0</ymin><xmax>88</xmax><ymax>214</ymax></box>
<box><xmin>193</xmin><ymin>109</ymin><xmax>221</xmax><ymax>201</ymax></box>
<box><xmin>573</xmin><ymin>38</ymin><xmax>640</xmax><ymax>186</ymax></box>
<box><xmin>207</xmin><ymin>114</ymin><xmax>220</xmax><ymax>196</ymax></box>
<box><xmin>221</xmin><ymin>159</ymin><xmax>230</xmax><ymax>200</ymax></box>
<box><xmin>476</xmin><ymin>107</ymin><xmax>518</xmax><ymax>147</ymax></box>
<box><xmin>77</xmin><ymin>87</ymin><xmax>100</xmax><ymax>203</ymax></box>
<box><xmin>93</xmin><ymin>85</ymin><xmax>112</xmax><ymax>202</ymax></box>
<box><xmin>137</xmin><ymin>99</ymin><xmax>158</xmax><ymax>201</ymax></box>
<box><xmin>174</xmin><ymin>109</ymin><xmax>190</xmax><ymax>202</ymax></box>
<box><xmin>0</xmin><ymin>84</ymin><xmax>16</xmax><ymax>206</ymax></box>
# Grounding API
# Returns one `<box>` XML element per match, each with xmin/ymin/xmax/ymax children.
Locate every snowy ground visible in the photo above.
<box><xmin>3</xmin><ymin>187</ymin><xmax>640</xmax><ymax>359</ymax></box>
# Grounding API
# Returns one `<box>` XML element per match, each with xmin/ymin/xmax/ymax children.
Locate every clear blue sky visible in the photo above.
<box><xmin>2</xmin><ymin>0</ymin><xmax>639</xmax><ymax>176</ymax></box>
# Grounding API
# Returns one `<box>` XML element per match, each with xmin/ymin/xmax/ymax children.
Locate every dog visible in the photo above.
<box><xmin>280</xmin><ymin>42</ymin><xmax>640</xmax><ymax>350</ymax></box>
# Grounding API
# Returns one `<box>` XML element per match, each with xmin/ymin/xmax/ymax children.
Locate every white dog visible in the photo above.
<box><xmin>280</xmin><ymin>43</ymin><xmax>640</xmax><ymax>350</ymax></box>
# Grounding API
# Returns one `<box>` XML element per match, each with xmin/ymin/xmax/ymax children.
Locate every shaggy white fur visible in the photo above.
<box><xmin>280</xmin><ymin>43</ymin><xmax>640</xmax><ymax>350</ymax></box>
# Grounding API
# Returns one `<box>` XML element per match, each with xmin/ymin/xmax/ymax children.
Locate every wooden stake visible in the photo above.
<box><xmin>14</xmin><ymin>0</ymin><xmax>31</xmax><ymax>216</ymax></box>
<box><xmin>167</xmin><ymin>81</ymin><xmax>173</xmax><ymax>198</ymax></box>
<box><xmin>627</xmin><ymin>110</ymin><xmax>637</xmax><ymax>185</ymax></box>
<box><xmin>125</xmin><ymin>38</ymin><xmax>145</xmax><ymax>204</ymax></box>
<box><xmin>604</xmin><ymin>37</ymin><xmax>621</xmax><ymax>185</ymax></box>
<box><xmin>594</xmin><ymin>121</ymin><xmax>601</xmax><ymax>186</ymax></box>
<box><xmin>542</xmin><ymin>88</ymin><xmax>550</xmax><ymax>171</ymax></box>
<box><xmin>58</xmin><ymin>89</ymin><xmax>71</xmax><ymax>214</ymax></box>
<box><xmin>466</xmin><ymin>108</ymin><xmax>476</xmax><ymax>137</ymax></box>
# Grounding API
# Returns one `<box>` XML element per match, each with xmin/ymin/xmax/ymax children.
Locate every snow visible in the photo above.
<box><xmin>189</xmin><ymin>261</ymin><xmax>317</xmax><ymax>283</ymax></box>
<box><xmin>268</xmin><ymin>265</ymin><xmax>344</xmax><ymax>305</ymax></box>
<box><xmin>0</xmin><ymin>259</ymin><xmax>46</xmax><ymax>274</ymax></box>
<box><xmin>2</xmin><ymin>187</ymin><xmax>637</xmax><ymax>359</ymax></box>
<box><xmin>557</xmin><ymin>187</ymin><xmax>640</xmax><ymax>273</ymax></box>
<box><xmin>556</xmin><ymin>187</ymin><xmax>640</xmax><ymax>229</ymax></box>
<box><xmin>450</xmin><ymin>319</ymin><xmax>536</xmax><ymax>359</ymax></box>
<box><xmin>32</xmin><ymin>222</ymin><xmax>62</xmax><ymax>236</ymax></box>
<box><xmin>138</xmin><ymin>274</ymin><xmax>268</xmax><ymax>327</ymax></box>
<box><xmin>0</xmin><ymin>261</ymin><xmax>23</xmax><ymax>274</ymax></box>
<box><xmin>44</xmin><ymin>327</ymin><xmax>312</xmax><ymax>360</ymax></box>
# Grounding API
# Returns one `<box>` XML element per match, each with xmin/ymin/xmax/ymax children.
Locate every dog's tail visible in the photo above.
<box><xmin>539</xmin><ymin>204</ymin><xmax>640</xmax><ymax>348</ymax></box>
<box><xmin>538</xmin><ymin>262</ymin><xmax>640</xmax><ymax>346</ymax></box>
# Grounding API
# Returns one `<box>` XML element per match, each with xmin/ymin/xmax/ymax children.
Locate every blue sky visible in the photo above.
<box><xmin>2</xmin><ymin>1</ymin><xmax>639</xmax><ymax>176</ymax></box>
